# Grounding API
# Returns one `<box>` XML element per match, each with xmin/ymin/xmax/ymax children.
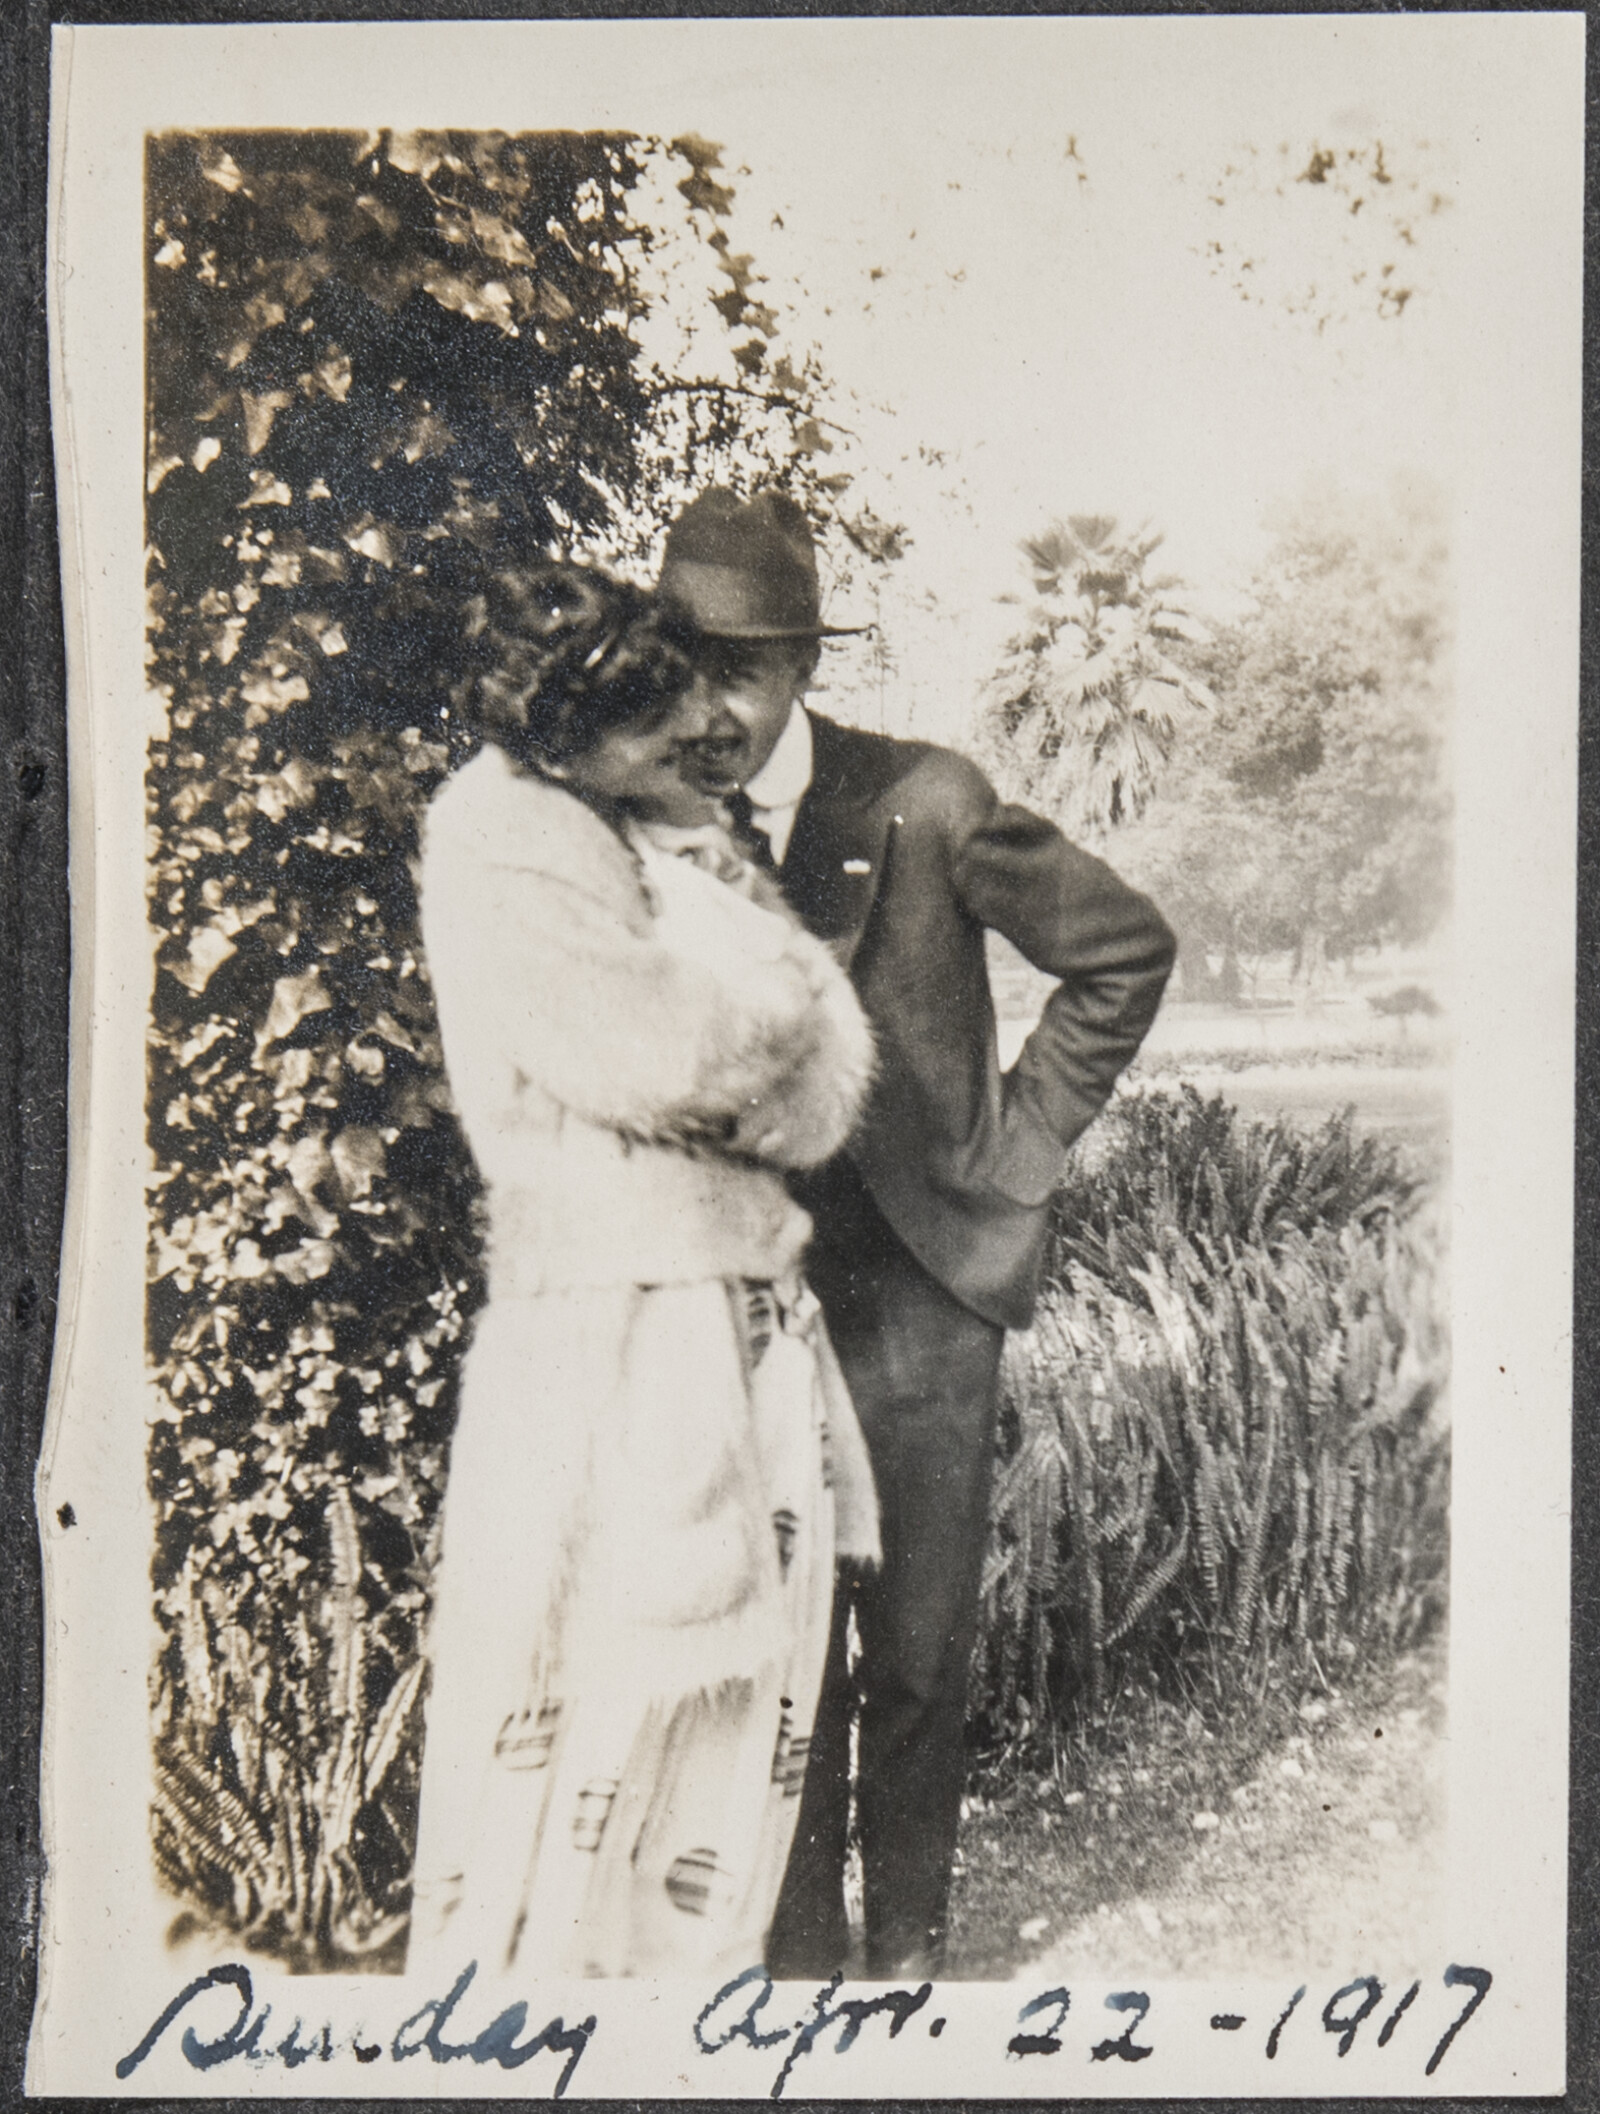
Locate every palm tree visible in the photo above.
<box><xmin>982</xmin><ymin>515</ymin><xmax>1214</xmax><ymax>836</ymax></box>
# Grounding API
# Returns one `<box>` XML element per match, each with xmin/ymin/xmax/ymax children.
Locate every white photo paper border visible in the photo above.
<box><xmin>34</xmin><ymin>13</ymin><xmax>1582</xmax><ymax>2097</ymax></box>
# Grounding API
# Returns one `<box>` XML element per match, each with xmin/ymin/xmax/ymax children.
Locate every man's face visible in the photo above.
<box><xmin>680</xmin><ymin>638</ymin><xmax>813</xmax><ymax>795</ymax></box>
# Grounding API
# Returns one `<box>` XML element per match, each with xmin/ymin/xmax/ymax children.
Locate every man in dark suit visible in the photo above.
<box><xmin>661</xmin><ymin>489</ymin><xmax>1175</xmax><ymax>1979</ymax></box>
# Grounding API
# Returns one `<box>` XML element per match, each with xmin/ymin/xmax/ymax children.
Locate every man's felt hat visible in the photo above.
<box><xmin>659</xmin><ymin>488</ymin><xmax>870</xmax><ymax>639</ymax></box>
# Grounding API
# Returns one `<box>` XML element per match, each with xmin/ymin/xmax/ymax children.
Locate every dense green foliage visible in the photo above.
<box><xmin>143</xmin><ymin>127</ymin><xmax>869</xmax><ymax>1966</ymax></box>
<box><xmin>973</xmin><ymin>1088</ymin><xmax>1448</xmax><ymax>1758</ymax></box>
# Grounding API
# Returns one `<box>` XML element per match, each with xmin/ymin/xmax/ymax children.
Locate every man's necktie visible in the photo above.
<box><xmin>725</xmin><ymin>788</ymin><xmax>779</xmax><ymax>873</ymax></box>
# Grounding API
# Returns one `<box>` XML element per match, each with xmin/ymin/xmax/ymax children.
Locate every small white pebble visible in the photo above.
<box><xmin>1018</xmin><ymin>1914</ymin><xmax>1050</xmax><ymax>1942</ymax></box>
<box><xmin>1279</xmin><ymin>1757</ymin><xmax>1305</xmax><ymax>1779</ymax></box>
<box><xmin>1298</xmin><ymin>1699</ymin><xmax>1329</xmax><ymax>1722</ymax></box>
<box><xmin>1132</xmin><ymin>1768</ymin><xmax>1152</xmax><ymax>1785</ymax></box>
<box><xmin>1368</xmin><ymin>1818</ymin><xmax>1400</xmax><ymax>1843</ymax></box>
<box><xmin>1062</xmin><ymin>1790</ymin><xmax>1085</xmax><ymax>1807</ymax></box>
<box><xmin>1191</xmin><ymin>1810</ymin><xmax>1221</xmax><ymax>1832</ymax></box>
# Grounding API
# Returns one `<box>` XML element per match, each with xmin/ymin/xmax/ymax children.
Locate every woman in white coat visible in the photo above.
<box><xmin>408</xmin><ymin>565</ymin><xmax>877</xmax><ymax>1983</ymax></box>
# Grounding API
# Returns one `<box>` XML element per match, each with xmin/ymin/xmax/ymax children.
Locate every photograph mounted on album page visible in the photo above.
<box><xmin>34</xmin><ymin>11</ymin><xmax>1580</xmax><ymax>2098</ymax></box>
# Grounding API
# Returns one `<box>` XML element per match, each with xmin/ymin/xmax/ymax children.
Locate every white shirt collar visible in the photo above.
<box><xmin>744</xmin><ymin>703</ymin><xmax>814</xmax><ymax>817</ymax></box>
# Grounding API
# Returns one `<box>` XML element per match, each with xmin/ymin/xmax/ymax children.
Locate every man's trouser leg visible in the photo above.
<box><xmin>767</xmin><ymin>1176</ymin><xmax>1004</xmax><ymax>1979</ymax></box>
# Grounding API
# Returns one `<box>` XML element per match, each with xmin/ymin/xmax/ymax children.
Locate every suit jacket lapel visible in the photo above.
<box><xmin>781</xmin><ymin>714</ymin><xmax>889</xmax><ymax>967</ymax></box>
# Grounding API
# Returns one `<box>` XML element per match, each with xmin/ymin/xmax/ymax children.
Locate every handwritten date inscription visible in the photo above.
<box><xmin>1001</xmin><ymin>1965</ymin><xmax>1491</xmax><ymax>2078</ymax></box>
<box><xmin>115</xmin><ymin>1956</ymin><xmax>1491</xmax><ymax>2094</ymax></box>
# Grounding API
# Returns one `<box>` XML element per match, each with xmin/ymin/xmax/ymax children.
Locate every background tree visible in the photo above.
<box><xmin>1115</xmin><ymin>481</ymin><xmax>1450</xmax><ymax>1000</ymax></box>
<box><xmin>977</xmin><ymin>515</ymin><xmax>1214</xmax><ymax>838</ymax></box>
<box><xmin>1194</xmin><ymin>135</ymin><xmax>1451</xmax><ymax>332</ymax></box>
<box><xmin>142</xmin><ymin>127</ymin><xmax>891</xmax><ymax>1966</ymax></box>
<box><xmin>597</xmin><ymin>132</ymin><xmax>886</xmax><ymax>578</ymax></box>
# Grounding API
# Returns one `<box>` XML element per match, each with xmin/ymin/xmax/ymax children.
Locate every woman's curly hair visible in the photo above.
<box><xmin>460</xmin><ymin>563</ymin><xmax>700</xmax><ymax>767</ymax></box>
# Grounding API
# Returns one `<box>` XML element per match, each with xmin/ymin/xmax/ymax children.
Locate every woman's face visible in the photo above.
<box><xmin>552</xmin><ymin>685</ymin><xmax>718</xmax><ymax>825</ymax></box>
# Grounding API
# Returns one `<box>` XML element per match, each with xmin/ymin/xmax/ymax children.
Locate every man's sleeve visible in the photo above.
<box><xmin>951</xmin><ymin>792</ymin><xmax>1176</xmax><ymax>1200</ymax></box>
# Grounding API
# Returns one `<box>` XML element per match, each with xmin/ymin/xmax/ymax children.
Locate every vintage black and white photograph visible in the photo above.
<box><xmin>31</xmin><ymin>14</ymin><xmax>1578</xmax><ymax>2097</ymax></box>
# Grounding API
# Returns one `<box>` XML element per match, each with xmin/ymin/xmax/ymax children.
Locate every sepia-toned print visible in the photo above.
<box><xmin>141</xmin><ymin>114</ymin><xmax>1448</xmax><ymax>1991</ymax></box>
<box><xmin>33</xmin><ymin>16</ymin><xmax>1578</xmax><ymax>2098</ymax></box>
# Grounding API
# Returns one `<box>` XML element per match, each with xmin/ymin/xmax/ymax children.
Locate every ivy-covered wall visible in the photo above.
<box><xmin>143</xmin><ymin>127</ymin><xmax>848</xmax><ymax>1965</ymax></box>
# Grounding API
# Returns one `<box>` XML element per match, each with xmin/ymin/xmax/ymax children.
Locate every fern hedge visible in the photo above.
<box><xmin>973</xmin><ymin>1087</ymin><xmax>1448</xmax><ymax>1764</ymax></box>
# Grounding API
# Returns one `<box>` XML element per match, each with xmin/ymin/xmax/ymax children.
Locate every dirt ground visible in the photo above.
<box><xmin>945</xmin><ymin>1637</ymin><xmax>1448</xmax><ymax>1981</ymax></box>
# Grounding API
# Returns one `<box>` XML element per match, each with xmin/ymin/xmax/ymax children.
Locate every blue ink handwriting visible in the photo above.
<box><xmin>115</xmin><ymin>1960</ymin><xmax>595</xmax><ymax>2096</ymax></box>
<box><xmin>1001</xmin><ymin>1965</ymin><xmax>1491</xmax><ymax>2074</ymax></box>
<box><xmin>696</xmin><ymin>1965</ymin><xmax>933</xmax><ymax>2099</ymax></box>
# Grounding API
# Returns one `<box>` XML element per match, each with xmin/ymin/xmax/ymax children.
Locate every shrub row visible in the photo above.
<box><xmin>971</xmin><ymin>1087</ymin><xmax>1448</xmax><ymax>1763</ymax></box>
